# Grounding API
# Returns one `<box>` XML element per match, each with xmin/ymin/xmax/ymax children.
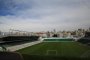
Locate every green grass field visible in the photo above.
<box><xmin>17</xmin><ymin>39</ymin><xmax>90</xmax><ymax>60</ymax></box>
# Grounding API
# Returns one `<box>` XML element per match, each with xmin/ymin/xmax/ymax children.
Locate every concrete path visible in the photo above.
<box><xmin>6</xmin><ymin>41</ymin><xmax>43</xmax><ymax>51</ymax></box>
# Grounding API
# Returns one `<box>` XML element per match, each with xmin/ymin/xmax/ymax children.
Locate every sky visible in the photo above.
<box><xmin>0</xmin><ymin>0</ymin><xmax>90</xmax><ymax>32</ymax></box>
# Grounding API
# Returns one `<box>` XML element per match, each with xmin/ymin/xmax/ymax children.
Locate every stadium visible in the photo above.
<box><xmin>0</xmin><ymin>0</ymin><xmax>90</xmax><ymax>60</ymax></box>
<box><xmin>0</xmin><ymin>31</ymin><xmax>90</xmax><ymax>60</ymax></box>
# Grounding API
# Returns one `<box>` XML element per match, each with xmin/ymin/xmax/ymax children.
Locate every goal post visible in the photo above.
<box><xmin>46</xmin><ymin>50</ymin><xmax>58</xmax><ymax>56</ymax></box>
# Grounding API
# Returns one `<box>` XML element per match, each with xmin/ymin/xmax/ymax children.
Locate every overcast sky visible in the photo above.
<box><xmin>0</xmin><ymin>0</ymin><xmax>90</xmax><ymax>32</ymax></box>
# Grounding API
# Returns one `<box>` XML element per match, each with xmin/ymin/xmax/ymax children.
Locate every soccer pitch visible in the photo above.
<box><xmin>17</xmin><ymin>39</ymin><xmax>90</xmax><ymax>60</ymax></box>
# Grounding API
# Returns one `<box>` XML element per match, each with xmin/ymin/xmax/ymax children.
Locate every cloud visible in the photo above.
<box><xmin>0</xmin><ymin>0</ymin><xmax>90</xmax><ymax>32</ymax></box>
<box><xmin>0</xmin><ymin>22</ymin><xmax>3</xmax><ymax>24</ymax></box>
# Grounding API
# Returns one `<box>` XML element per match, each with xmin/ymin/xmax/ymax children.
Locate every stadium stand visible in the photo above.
<box><xmin>78</xmin><ymin>32</ymin><xmax>90</xmax><ymax>44</ymax></box>
<box><xmin>0</xmin><ymin>52</ymin><xmax>23</xmax><ymax>60</ymax></box>
<box><xmin>0</xmin><ymin>36</ymin><xmax>39</xmax><ymax>44</ymax></box>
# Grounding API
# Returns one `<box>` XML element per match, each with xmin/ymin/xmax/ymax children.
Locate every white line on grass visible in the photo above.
<box><xmin>46</xmin><ymin>50</ymin><xmax>58</xmax><ymax>56</ymax></box>
<box><xmin>80</xmin><ymin>50</ymin><xmax>90</xmax><ymax>58</ymax></box>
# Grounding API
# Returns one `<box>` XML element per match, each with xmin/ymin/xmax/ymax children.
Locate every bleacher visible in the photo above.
<box><xmin>78</xmin><ymin>32</ymin><xmax>90</xmax><ymax>44</ymax></box>
<box><xmin>0</xmin><ymin>36</ymin><xmax>39</xmax><ymax>45</ymax></box>
<box><xmin>44</xmin><ymin>38</ymin><xmax>74</xmax><ymax>42</ymax></box>
<box><xmin>0</xmin><ymin>52</ymin><xmax>23</xmax><ymax>60</ymax></box>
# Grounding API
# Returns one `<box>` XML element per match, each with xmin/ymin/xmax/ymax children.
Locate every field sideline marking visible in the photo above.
<box><xmin>80</xmin><ymin>50</ymin><xmax>90</xmax><ymax>58</ymax></box>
